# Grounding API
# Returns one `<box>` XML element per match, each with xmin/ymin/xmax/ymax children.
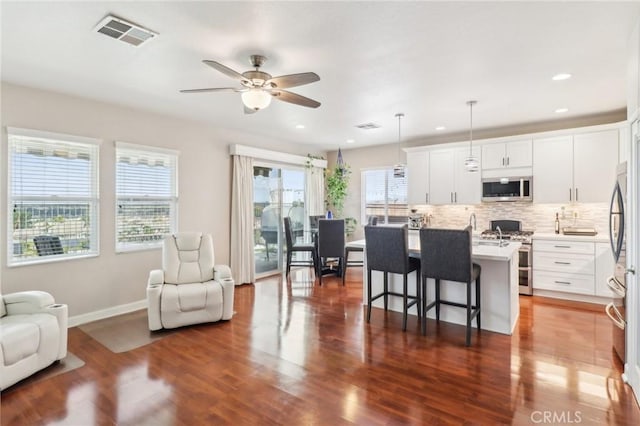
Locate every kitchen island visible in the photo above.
<box><xmin>349</xmin><ymin>232</ymin><xmax>521</xmax><ymax>335</ymax></box>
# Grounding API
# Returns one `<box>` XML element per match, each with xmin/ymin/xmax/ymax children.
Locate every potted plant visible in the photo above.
<box><xmin>324</xmin><ymin>149</ymin><xmax>357</xmax><ymax>235</ymax></box>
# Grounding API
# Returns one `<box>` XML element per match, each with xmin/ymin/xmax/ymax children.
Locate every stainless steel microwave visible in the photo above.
<box><xmin>482</xmin><ymin>177</ymin><xmax>532</xmax><ymax>202</ymax></box>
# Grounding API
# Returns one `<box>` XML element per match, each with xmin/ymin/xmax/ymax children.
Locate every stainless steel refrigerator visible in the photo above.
<box><xmin>606</xmin><ymin>162</ymin><xmax>627</xmax><ymax>363</ymax></box>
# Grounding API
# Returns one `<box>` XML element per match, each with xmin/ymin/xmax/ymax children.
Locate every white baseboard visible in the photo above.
<box><xmin>532</xmin><ymin>289</ymin><xmax>611</xmax><ymax>305</ymax></box>
<box><xmin>68</xmin><ymin>299</ymin><xmax>147</xmax><ymax>327</ymax></box>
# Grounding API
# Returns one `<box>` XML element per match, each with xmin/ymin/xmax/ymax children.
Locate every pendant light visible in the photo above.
<box><xmin>393</xmin><ymin>112</ymin><xmax>405</xmax><ymax>178</ymax></box>
<box><xmin>336</xmin><ymin>147</ymin><xmax>345</xmax><ymax>173</ymax></box>
<box><xmin>464</xmin><ymin>100</ymin><xmax>479</xmax><ymax>173</ymax></box>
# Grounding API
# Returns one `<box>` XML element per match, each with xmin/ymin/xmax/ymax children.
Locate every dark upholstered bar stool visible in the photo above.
<box><xmin>317</xmin><ymin>219</ymin><xmax>345</xmax><ymax>286</ymax></box>
<box><xmin>364</xmin><ymin>224</ymin><xmax>421</xmax><ymax>331</ymax></box>
<box><xmin>419</xmin><ymin>226</ymin><xmax>481</xmax><ymax>346</ymax></box>
<box><xmin>284</xmin><ymin>217</ymin><xmax>317</xmax><ymax>277</ymax></box>
<box><xmin>343</xmin><ymin>216</ymin><xmax>378</xmax><ymax>282</ymax></box>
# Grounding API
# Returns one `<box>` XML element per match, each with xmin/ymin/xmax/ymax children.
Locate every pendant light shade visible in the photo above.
<box><xmin>393</xmin><ymin>113</ymin><xmax>405</xmax><ymax>178</ymax></box>
<box><xmin>464</xmin><ymin>100</ymin><xmax>479</xmax><ymax>173</ymax></box>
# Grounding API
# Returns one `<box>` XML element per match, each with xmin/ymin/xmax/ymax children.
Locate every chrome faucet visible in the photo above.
<box><xmin>469</xmin><ymin>213</ymin><xmax>477</xmax><ymax>231</ymax></box>
<box><xmin>496</xmin><ymin>225</ymin><xmax>504</xmax><ymax>246</ymax></box>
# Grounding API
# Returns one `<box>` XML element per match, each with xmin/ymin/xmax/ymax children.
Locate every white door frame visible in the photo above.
<box><xmin>627</xmin><ymin>117</ymin><xmax>639</xmax><ymax>404</ymax></box>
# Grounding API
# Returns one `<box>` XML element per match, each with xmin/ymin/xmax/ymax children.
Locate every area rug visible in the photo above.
<box><xmin>7</xmin><ymin>352</ymin><xmax>84</xmax><ymax>391</ymax></box>
<box><xmin>78</xmin><ymin>309</ymin><xmax>177</xmax><ymax>353</ymax></box>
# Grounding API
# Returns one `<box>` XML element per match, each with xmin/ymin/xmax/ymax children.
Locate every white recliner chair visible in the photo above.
<box><xmin>0</xmin><ymin>291</ymin><xmax>68</xmax><ymax>390</ymax></box>
<box><xmin>147</xmin><ymin>232</ymin><xmax>235</xmax><ymax>331</ymax></box>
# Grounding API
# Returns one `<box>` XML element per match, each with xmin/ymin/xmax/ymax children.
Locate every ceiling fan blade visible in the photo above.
<box><xmin>179</xmin><ymin>87</ymin><xmax>243</xmax><ymax>93</ymax></box>
<box><xmin>203</xmin><ymin>60</ymin><xmax>251</xmax><ymax>84</ymax></box>
<box><xmin>266</xmin><ymin>72</ymin><xmax>320</xmax><ymax>89</ymax></box>
<box><xmin>271</xmin><ymin>90</ymin><xmax>321</xmax><ymax>108</ymax></box>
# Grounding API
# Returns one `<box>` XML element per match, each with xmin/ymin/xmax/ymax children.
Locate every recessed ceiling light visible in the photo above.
<box><xmin>295</xmin><ymin>124</ymin><xmax>305</xmax><ymax>129</ymax></box>
<box><xmin>346</xmin><ymin>139</ymin><xmax>355</xmax><ymax>144</ymax></box>
<box><xmin>435</xmin><ymin>126</ymin><xmax>446</xmax><ymax>131</ymax></box>
<box><xmin>555</xmin><ymin>107</ymin><xmax>569</xmax><ymax>113</ymax></box>
<box><xmin>552</xmin><ymin>73</ymin><xmax>572</xmax><ymax>81</ymax></box>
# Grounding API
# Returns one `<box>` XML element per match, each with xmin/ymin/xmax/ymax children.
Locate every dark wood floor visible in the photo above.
<box><xmin>2</xmin><ymin>268</ymin><xmax>639</xmax><ymax>425</ymax></box>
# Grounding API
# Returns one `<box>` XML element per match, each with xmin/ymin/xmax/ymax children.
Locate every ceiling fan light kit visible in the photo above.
<box><xmin>180</xmin><ymin>54</ymin><xmax>321</xmax><ymax>113</ymax></box>
<box><xmin>241</xmin><ymin>88</ymin><xmax>272</xmax><ymax>111</ymax></box>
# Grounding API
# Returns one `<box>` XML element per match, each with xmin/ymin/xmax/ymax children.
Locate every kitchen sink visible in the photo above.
<box><xmin>473</xmin><ymin>239</ymin><xmax>510</xmax><ymax>247</ymax></box>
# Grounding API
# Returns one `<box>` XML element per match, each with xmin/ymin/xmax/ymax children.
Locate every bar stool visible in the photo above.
<box><xmin>284</xmin><ymin>217</ymin><xmax>317</xmax><ymax>277</ymax></box>
<box><xmin>364</xmin><ymin>224</ymin><xmax>420</xmax><ymax>331</ymax></box>
<box><xmin>343</xmin><ymin>216</ymin><xmax>378</xmax><ymax>284</ymax></box>
<box><xmin>419</xmin><ymin>226</ymin><xmax>481</xmax><ymax>346</ymax></box>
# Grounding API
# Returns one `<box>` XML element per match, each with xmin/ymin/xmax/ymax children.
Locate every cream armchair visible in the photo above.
<box><xmin>1</xmin><ymin>291</ymin><xmax>68</xmax><ymax>390</ymax></box>
<box><xmin>147</xmin><ymin>232</ymin><xmax>235</xmax><ymax>331</ymax></box>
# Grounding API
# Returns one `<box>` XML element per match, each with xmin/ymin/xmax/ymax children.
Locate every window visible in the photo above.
<box><xmin>116</xmin><ymin>142</ymin><xmax>178</xmax><ymax>251</ymax></box>
<box><xmin>362</xmin><ymin>168</ymin><xmax>408</xmax><ymax>224</ymax></box>
<box><xmin>8</xmin><ymin>127</ymin><xmax>100</xmax><ymax>265</ymax></box>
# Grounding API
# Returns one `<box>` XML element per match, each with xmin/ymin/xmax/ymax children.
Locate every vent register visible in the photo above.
<box><xmin>94</xmin><ymin>15</ymin><xmax>157</xmax><ymax>47</ymax></box>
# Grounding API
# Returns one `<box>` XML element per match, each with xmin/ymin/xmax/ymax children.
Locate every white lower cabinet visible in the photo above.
<box><xmin>532</xmin><ymin>238</ymin><xmax>615</xmax><ymax>301</ymax></box>
<box><xmin>533</xmin><ymin>240</ymin><xmax>595</xmax><ymax>295</ymax></box>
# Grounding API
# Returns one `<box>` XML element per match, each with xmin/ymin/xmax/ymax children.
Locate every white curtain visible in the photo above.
<box><xmin>230</xmin><ymin>155</ymin><xmax>255</xmax><ymax>284</ymax></box>
<box><xmin>305</xmin><ymin>166</ymin><xmax>325</xmax><ymax>228</ymax></box>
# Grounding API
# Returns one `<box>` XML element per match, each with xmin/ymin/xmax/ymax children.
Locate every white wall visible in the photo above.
<box><xmin>0</xmin><ymin>83</ymin><xmax>315</xmax><ymax>318</ymax></box>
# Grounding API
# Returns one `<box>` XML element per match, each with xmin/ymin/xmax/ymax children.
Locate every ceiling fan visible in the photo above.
<box><xmin>180</xmin><ymin>54</ymin><xmax>321</xmax><ymax>113</ymax></box>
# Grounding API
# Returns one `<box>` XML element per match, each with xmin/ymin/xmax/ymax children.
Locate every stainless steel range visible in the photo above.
<box><xmin>480</xmin><ymin>220</ymin><xmax>533</xmax><ymax>295</ymax></box>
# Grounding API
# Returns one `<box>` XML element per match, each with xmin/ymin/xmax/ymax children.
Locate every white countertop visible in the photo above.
<box><xmin>347</xmin><ymin>235</ymin><xmax>521</xmax><ymax>262</ymax></box>
<box><xmin>532</xmin><ymin>232</ymin><xmax>609</xmax><ymax>243</ymax></box>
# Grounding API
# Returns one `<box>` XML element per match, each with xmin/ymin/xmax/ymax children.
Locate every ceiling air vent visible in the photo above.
<box><xmin>94</xmin><ymin>15</ymin><xmax>157</xmax><ymax>47</ymax></box>
<box><xmin>355</xmin><ymin>122</ymin><xmax>381</xmax><ymax>130</ymax></box>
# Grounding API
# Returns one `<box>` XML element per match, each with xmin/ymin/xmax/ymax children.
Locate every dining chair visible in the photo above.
<box><xmin>284</xmin><ymin>217</ymin><xmax>317</xmax><ymax>277</ymax></box>
<box><xmin>419</xmin><ymin>225</ymin><xmax>481</xmax><ymax>346</ymax></box>
<box><xmin>364</xmin><ymin>224</ymin><xmax>421</xmax><ymax>331</ymax></box>
<box><xmin>316</xmin><ymin>219</ymin><xmax>345</xmax><ymax>286</ymax></box>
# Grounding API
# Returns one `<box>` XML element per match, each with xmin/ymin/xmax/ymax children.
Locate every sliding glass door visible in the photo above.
<box><xmin>253</xmin><ymin>164</ymin><xmax>305</xmax><ymax>276</ymax></box>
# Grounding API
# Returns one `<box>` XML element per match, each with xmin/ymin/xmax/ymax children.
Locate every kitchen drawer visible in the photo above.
<box><xmin>533</xmin><ymin>252</ymin><xmax>594</xmax><ymax>275</ymax></box>
<box><xmin>533</xmin><ymin>240</ymin><xmax>594</xmax><ymax>255</ymax></box>
<box><xmin>532</xmin><ymin>270</ymin><xmax>595</xmax><ymax>295</ymax></box>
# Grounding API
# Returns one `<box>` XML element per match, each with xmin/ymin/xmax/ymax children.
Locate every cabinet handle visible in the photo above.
<box><xmin>554</xmin><ymin>261</ymin><xmax>571</xmax><ymax>265</ymax></box>
<box><xmin>506</xmin><ymin>156</ymin><xmax>510</xmax><ymax>166</ymax></box>
<box><xmin>450</xmin><ymin>192</ymin><xmax>453</xmax><ymax>203</ymax></box>
<box><xmin>425</xmin><ymin>193</ymin><xmax>429</xmax><ymax>204</ymax></box>
<box><xmin>454</xmin><ymin>192</ymin><xmax>457</xmax><ymax>203</ymax></box>
<box><xmin>569</xmin><ymin>188</ymin><xmax>572</xmax><ymax>201</ymax></box>
<box><xmin>606</xmin><ymin>302</ymin><xmax>625</xmax><ymax>330</ymax></box>
<box><xmin>554</xmin><ymin>281</ymin><xmax>572</xmax><ymax>285</ymax></box>
<box><xmin>502</xmin><ymin>157</ymin><xmax>505</xmax><ymax>166</ymax></box>
<box><xmin>575</xmin><ymin>188</ymin><xmax>579</xmax><ymax>201</ymax></box>
<box><xmin>554</xmin><ymin>245</ymin><xmax>572</xmax><ymax>248</ymax></box>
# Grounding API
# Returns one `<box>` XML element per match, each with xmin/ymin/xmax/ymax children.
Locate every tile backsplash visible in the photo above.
<box><xmin>412</xmin><ymin>202</ymin><xmax>609</xmax><ymax>234</ymax></box>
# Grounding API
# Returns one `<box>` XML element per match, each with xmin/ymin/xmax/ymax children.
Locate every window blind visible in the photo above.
<box><xmin>8</xmin><ymin>130</ymin><xmax>99</xmax><ymax>265</ymax></box>
<box><xmin>116</xmin><ymin>143</ymin><xmax>178</xmax><ymax>251</ymax></box>
<box><xmin>362</xmin><ymin>168</ymin><xmax>408</xmax><ymax>224</ymax></box>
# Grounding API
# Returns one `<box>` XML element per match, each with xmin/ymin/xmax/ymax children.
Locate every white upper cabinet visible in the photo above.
<box><xmin>428</xmin><ymin>146</ymin><xmax>481</xmax><ymax>205</ymax></box>
<box><xmin>533</xmin><ymin>130</ymin><xmax>618</xmax><ymax>203</ymax></box>
<box><xmin>429</xmin><ymin>149</ymin><xmax>455</xmax><ymax>205</ymax></box>
<box><xmin>481</xmin><ymin>139</ymin><xmax>532</xmax><ymax>171</ymax></box>
<box><xmin>573</xmin><ymin>130</ymin><xmax>619</xmax><ymax>203</ymax></box>
<box><xmin>533</xmin><ymin>136</ymin><xmax>573</xmax><ymax>203</ymax></box>
<box><xmin>406</xmin><ymin>151</ymin><xmax>430</xmax><ymax>205</ymax></box>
